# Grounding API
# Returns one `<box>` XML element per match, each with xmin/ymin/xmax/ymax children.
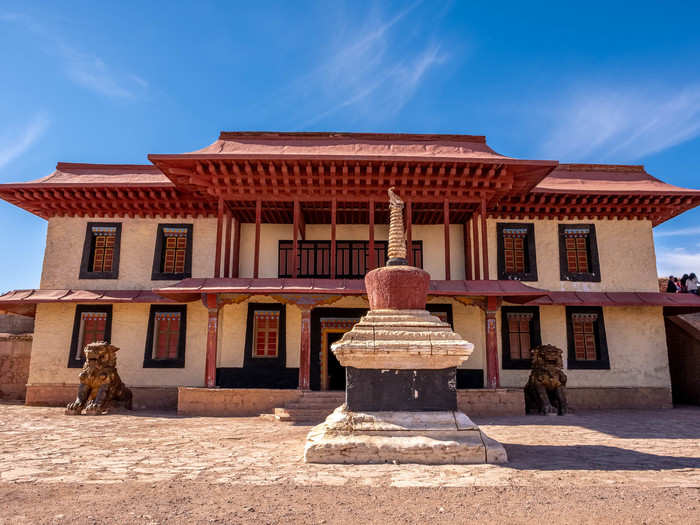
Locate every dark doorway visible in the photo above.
<box><xmin>327</xmin><ymin>331</ymin><xmax>346</xmax><ymax>391</ymax></box>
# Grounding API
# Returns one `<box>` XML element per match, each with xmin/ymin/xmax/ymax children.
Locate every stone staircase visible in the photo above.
<box><xmin>273</xmin><ymin>391</ymin><xmax>345</xmax><ymax>423</ymax></box>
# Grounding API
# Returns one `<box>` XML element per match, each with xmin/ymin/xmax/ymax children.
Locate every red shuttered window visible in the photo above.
<box><xmin>90</xmin><ymin>226</ymin><xmax>117</xmax><ymax>273</ymax></box>
<box><xmin>162</xmin><ymin>227</ymin><xmax>188</xmax><ymax>274</ymax></box>
<box><xmin>76</xmin><ymin>312</ymin><xmax>108</xmax><ymax>359</ymax></box>
<box><xmin>253</xmin><ymin>310</ymin><xmax>280</xmax><ymax>358</ymax></box>
<box><xmin>152</xmin><ymin>311</ymin><xmax>182</xmax><ymax>360</ymax></box>
<box><xmin>507</xmin><ymin>312</ymin><xmax>533</xmax><ymax>360</ymax></box>
<box><xmin>563</xmin><ymin>227</ymin><xmax>590</xmax><ymax>273</ymax></box>
<box><xmin>503</xmin><ymin>227</ymin><xmax>527</xmax><ymax>274</ymax></box>
<box><xmin>572</xmin><ymin>313</ymin><xmax>598</xmax><ymax>360</ymax></box>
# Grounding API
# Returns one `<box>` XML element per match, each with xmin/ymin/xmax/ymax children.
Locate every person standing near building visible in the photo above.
<box><xmin>687</xmin><ymin>273</ymin><xmax>698</xmax><ymax>294</ymax></box>
<box><xmin>681</xmin><ymin>274</ymin><xmax>690</xmax><ymax>292</ymax></box>
<box><xmin>666</xmin><ymin>276</ymin><xmax>681</xmax><ymax>293</ymax></box>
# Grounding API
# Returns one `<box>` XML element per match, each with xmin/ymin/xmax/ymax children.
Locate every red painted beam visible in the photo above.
<box><xmin>254</xmin><ymin>199</ymin><xmax>261</xmax><ymax>278</ymax></box>
<box><xmin>406</xmin><ymin>200</ymin><xmax>413</xmax><ymax>266</ymax></box>
<box><xmin>204</xmin><ymin>293</ymin><xmax>219</xmax><ymax>388</ymax></box>
<box><xmin>293</xmin><ymin>199</ymin><xmax>300</xmax><ymax>279</ymax></box>
<box><xmin>472</xmin><ymin>211</ymin><xmax>481</xmax><ymax>280</ymax></box>
<box><xmin>298</xmin><ymin>309</ymin><xmax>311</xmax><ymax>390</ymax></box>
<box><xmin>464</xmin><ymin>218</ymin><xmax>472</xmax><ymax>280</ymax></box>
<box><xmin>481</xmin><ymin>197</ymin><xmax>489</xmax><ymax>280</ymax></box>
<box><xmin>223</xmin><ymin>208</ymin><xmax>232</xmax><ymax>278</ymax></box>
<box><xmin>330</xmin><ymin>198</ymin><xmax>337</xmax><ymax>279</ymax></box>
<box><xmin>368</xmin><ymin>198</ymin><xmax>376</xmax><ymax>270</ymax></box>
<box><xmin>215</xmin><ymin>197</ymin><xmax>224</xmax><ymax>278</ymax></box>
<box><xmin>231</xmin><ymin>217</ymin><xmax>241</xmax><ymax>278</ymax></box>
<box><xmin>443</xmin><ymin>200</ymin><xmax>450</xmax><ymax>280</ymax></box>
<box><xmin>485</xmin><ymin>296</ymin><xmax>501</xmax><ymax>388</ymax></box>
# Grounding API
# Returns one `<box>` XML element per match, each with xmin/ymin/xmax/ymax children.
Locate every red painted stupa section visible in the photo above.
<box><xmin>365</xmin><ymin>265</ymin><xmax>430</xmax><ymax>310</ymax></box>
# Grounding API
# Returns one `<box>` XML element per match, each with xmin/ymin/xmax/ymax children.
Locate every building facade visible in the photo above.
<box><xmin>1</xmin><ymin>132</ymin><xmax>699</xmax><ymax>412</ymax></box>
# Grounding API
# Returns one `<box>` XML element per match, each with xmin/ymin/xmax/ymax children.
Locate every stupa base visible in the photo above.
<box><xmin>304</xmin><ymin>406</ymin><xmax>507</xmax><ymax>464</ymax></box>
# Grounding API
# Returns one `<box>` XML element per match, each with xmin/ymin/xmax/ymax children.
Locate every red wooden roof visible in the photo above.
<box><xmin>0</xmin><ymin>131</ymin><xmax>698</xmax><ymax>224</ymax></box>
<box><xmin>153</xmin><ymin>278</ymin><xmax>550</xmax><ymax>304</ymax></box>
<box><xmin>528</xmin><ymin>290</ymin><xmax>700</xmax><ymax>311</ymax></box>
<box><xmin>0</xmin><ymin>289</ymin><xmax>175</xmax><ymax>317</ymax></box>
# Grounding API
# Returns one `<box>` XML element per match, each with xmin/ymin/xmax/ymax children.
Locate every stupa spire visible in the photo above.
<box><xmin>387</xmin><ymin>187</ymin><xmax>407</xmax><ymax>265</ymax></box>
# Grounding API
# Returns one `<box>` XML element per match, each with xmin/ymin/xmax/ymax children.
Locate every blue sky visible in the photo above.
<box><xmin>1</xmin><ymin>1</ymin><xmax>699</xmax><ymax>292</ymax></box>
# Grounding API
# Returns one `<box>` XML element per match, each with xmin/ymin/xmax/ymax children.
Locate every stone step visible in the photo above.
<box><xmin>274</xmin><ymin>407</ymin><xmax>332</xmax><ymax>422</ymax></box>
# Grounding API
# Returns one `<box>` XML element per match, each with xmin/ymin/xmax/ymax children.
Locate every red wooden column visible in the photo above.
<box><xmin>443</xmin><ymin>200</ymin><xmax>451</xmax><ymax>280</ymax></box>
<box><xmin>223</xmin><ymin>209</ymin><xmax>232</xmax><ymax>278</ymax></box>
<box><xmin>368</xmin><ymin>198</ymin><xmax>376</xmax><ymax>270</ymax></box>
<box><xmin>215</xmin><ymin>197</ymin><xmax>224</xmax><ymax>278</ymax></box>
<box><xmin>472</xmin><ymin>211</ymin><xmax>481</xmax><ymax>279</ymax></box>
<box><xmin>464</xmin><ymin>218</ymin><xmax>472</xmax><ymax>280</ymax></box>
<box><xmin>253</xmin><ymin>200</ymin><xmax>261</xmax><ymax>278</ymax></box>
<box><xmin>298</xmin><ymin>308</ymin><xmax>311</xmax><ymax>390</ymax></box>
<box><xmin>481</xmin><ymin>197</ymin><xmax>490</xmax><ymax>279</ymax></box>
<box><xmin>231</xmin><ymin>218</ymin><xmax>241</xmax><ymax>278</ymax></box>
<box><xmin>485</xmin><ymin>296</ymin><xmax>501</xmax><ymax>388</ymax></box>
<box><xmin>405</xmin><ymin>200</ymin><xmax>413</xmax><ymax>266</ymax></box>
<box><xmin>204</xmin><ymin>294</ymin><xmax>219</xmax><ymax>388</ymax></box>
<box><xmin>292</xmin><ymin>200</ymin><xmax>300</xmax><ymax>278</ymax></box>
<box><xmin>330</xmin><ymin>198</ymin><xmax>337</xmax><ymax>279</ymax></box>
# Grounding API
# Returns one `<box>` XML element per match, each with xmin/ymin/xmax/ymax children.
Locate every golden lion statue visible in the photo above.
<box><xmin>524</xmin><ymin>344</ymin><xmax>568</xmax><ymax>416</ymax></box>
<box><xmin>65</xmin><ymin>342</ymin><xmax>132</xmax><ymax>415</ymax></box>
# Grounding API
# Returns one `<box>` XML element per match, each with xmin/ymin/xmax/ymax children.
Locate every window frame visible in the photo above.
<box><xmin>501</xmin><ymin>305</ymin><xmax>542</xmax><ymax>370</ymax></box>
<box><xmin>565</xmin><ymin>306</ymin><xmax>610</xmax><ymax>369</ymax></box>
<box><xmin>143</xmin><ymin>304</ymin><xmax>187</xmax><ymax>368</ymax></box>
<box><xmin>243</xmin><ymin>303</ymin><xmax>286</xmax><ymax>370</ymax></box>
<box><xmin>426</xmin><ymin>303</ymin><xmax>454</xmax><ymax>328</ymax></box>
<box><xmin>558</xmin><ymin>224</ymin><xmax>601</xmax><ymax>282</ymax></box>
<box><xmin>151</xmin><ymin>224</ymin><xmax>194</xmax><ymax>281</ymax></box>
<box><xmin>79</xmin><ymin>222</ymin><xmax>122</xmax><ymax>279</ymax></box>
<box><xmin>68</xmin><ymin>305</ymin><xmax>113</xmax><ymax>368</ymax></box>
<box><xmin>496</xmin><ymin>222</ymin><xmax>538</xmax><ymax>281</ymax></box>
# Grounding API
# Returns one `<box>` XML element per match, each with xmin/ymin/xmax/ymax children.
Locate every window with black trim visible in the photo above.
<box><xmin>501</xmin><ymin>306</ymin><xmax>541</xmax><ymax>369</ymax></box>
<box><xmin>497</xmin><ymin>223</ymin><xmax>537</xmax><ymax>281</ymax></box>
<box><xmin>79</xmin><ymin>223</ymin><xmax>122</xmax><ymax>279</ymax></box>
<box><xmin>151</xmin><ymin>224</ymin><xmax>193</xmax><ymax>280</ymax></box>
<box><xmin>68</xmin><ymin>305</ymin><xmax>113</xmax><ymax>368</ymax></box>
<box><xmin>566</xmin><ymin>306</ymin><xmax>610</xmax><ymax>369</ymax></box>
<box><xmin>426</xmin><ymin>303</ymin><xmax>453</xmax><ymax>328</ymax></box>
<box><xmin>559</xmin><ymin>224</ymin><xmax>601</xmax><ymax>282</ymax></box>
<box><xmin>244</xmin><ymin>303</ymin><xmax>286</xmax><ymax>370</ymax></box>
<box><xmin>143</xmin><ymin>305</ymin><xmax>187</xmax><ymax>368</ymax></box>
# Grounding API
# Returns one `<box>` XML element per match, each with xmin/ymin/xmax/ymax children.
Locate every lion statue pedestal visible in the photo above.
<box><xmin>524</xmin><ymin>344</ymin><xmax>569</xmax><ymax>416</ymax></box>
<box><xmin>65</xmin><ymin>342</ymin><xmax>132</xmax><ymax>415</ymax></box>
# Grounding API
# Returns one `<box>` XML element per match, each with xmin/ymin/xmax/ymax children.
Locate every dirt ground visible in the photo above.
<box><xmin>1</xmin><ymin>403</ymin><xmax>699</xmax><ymax>524</ymax></box>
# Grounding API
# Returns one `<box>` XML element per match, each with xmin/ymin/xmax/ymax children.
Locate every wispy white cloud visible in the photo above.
<box><xmin>0</xmin><ymin>113</ymin><xmax>50</xmax><ymax>170</ymax></box>
<box><xmin>656</xmin><ymin>247</ymin><xmax>700</xmax><ymax>277</ymax></box>
<box><xmin>655</xmin><ymin>226</ymin><xmax>700</xmax><ymax>238</ymax></box>
<box><xmin>2</xmin><ymin>13</ymin><xmax>146</xmax><ymax>99</ymax></box>
<box><xmin>293</xmin><ymin>2</ymin><xmax>449</xmax><ymax>128</ymax></box>
<box><xmin>540</xmin><ymin>85</ymin><xmax>700</xmax><ymax>161</ymax></box>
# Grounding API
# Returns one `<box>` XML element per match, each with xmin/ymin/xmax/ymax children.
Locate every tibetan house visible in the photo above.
<box><xmin>1</xmin><ymin>132</ymin><xmax>699</xmax><ymax>415</ymax></box>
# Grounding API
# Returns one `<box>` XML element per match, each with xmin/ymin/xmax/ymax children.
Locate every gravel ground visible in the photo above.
<box><xmin>0</xmin><ymin>403</ymin><xmax>698</xmax><ymax>523</ymax></box>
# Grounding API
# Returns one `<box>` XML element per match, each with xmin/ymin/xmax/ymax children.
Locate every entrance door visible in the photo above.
<box><xmin>326</xmin><ymin>331</ymin><xmax>346</xmax><ymax>391</ymax></box>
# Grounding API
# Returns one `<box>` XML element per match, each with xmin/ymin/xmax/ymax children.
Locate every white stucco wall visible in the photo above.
<box><xmin>29</xmin><ymin>301</ymin><xmax>207</xmax><ymax>387</ymax></box>
<box><xmin>41</xmin><ymin>216</ymin><xmax>217</xmax><ymax>290</ymax></box>
<box><xmin>499</xmin><ymin>305</ymin><xmax>671</xmax><ymax>388</ymax></box>
<box><xmin>486</xmin><ymin>218</ymin><xmax>659</xmax><ymax>292</ymax></box>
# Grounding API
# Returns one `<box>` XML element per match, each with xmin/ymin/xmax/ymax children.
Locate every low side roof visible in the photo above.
<box><xmin>535</xmin><ymin>164</ymin><xmax>700</xmax><ymax>195</ymax></box>
<box><xmin>20</xmin><ymin>163</ymin><xmax>171</xmax><ymax>186</ymax></box>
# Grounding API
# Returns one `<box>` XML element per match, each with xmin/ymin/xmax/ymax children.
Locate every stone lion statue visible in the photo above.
<box><xmin>524</xmin><ymin>344</ymin><xmax>568</xmax><ymax>416</ymax></box>
<box><xmin>65</xmin><ymin>341</ymin><xmax>132</xmax><ymax>415</ymax></box>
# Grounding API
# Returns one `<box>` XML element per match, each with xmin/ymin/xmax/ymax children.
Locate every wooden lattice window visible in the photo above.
<box><xmin>571</xmin><ymin>312</ymin><xmax>598</xmax><ymax>360</ymax></box>
<box><xmin>503</xmin><ymin>227</ymin><xmax>527</xmax><ymax>274</ymax></box>
<box><xmin>76</xmin><ymin>312</ymin><xmax>108</xmax><ymax>359</ymax></box>
<box><xmin>563</xmin><ymin>227</ymin><xmax>590</xmax><ymax>273</ymax></box>
<box><xmin>163</xmin><ymin>227</ymin><xmax>188</xmax><ymax>274</ymax></box>
<box><xmin>152</xmin><ymin>311</ymin><xmax>182</xmax><ymax>360</ymax></box>
<box><xmin>253</xmin><ymin>310</ymin><xmax>280</xmax><ymax>358</ymax></box>
<box><xmin>80</xmin><ymin>223</ymin><xmax>121</xmax><ymax>279</ymax></box>
<box><xmin>91</xmin><ymin>226</ymin><xmax>117</xmax><ymax>272</ymax></box>
<box><xmin>507</xmin><ymin>312</ymin><xmax>533</xmax><ymax>360</ymax></box>
<box><xmin>68</xmin><ymin>305</ymin><xmax>112</xmax><ymax>367</ymax></box>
